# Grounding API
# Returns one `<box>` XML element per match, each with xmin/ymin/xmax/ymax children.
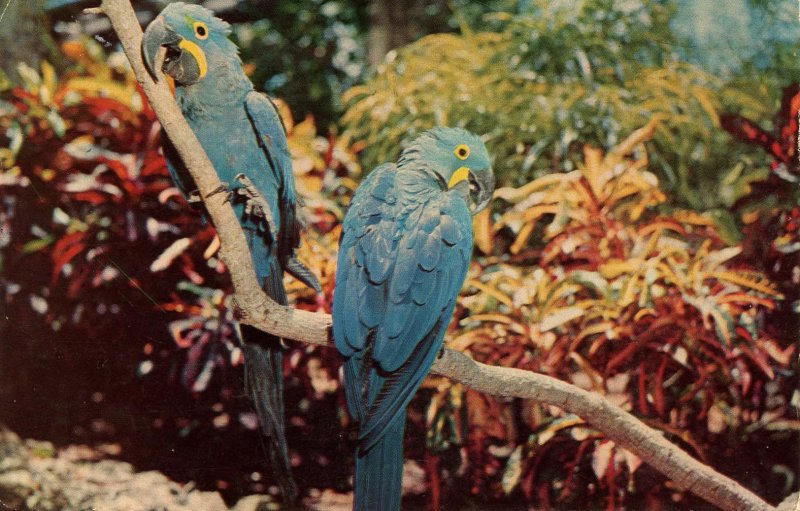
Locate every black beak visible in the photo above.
<box><xmin>469</xmin><ymin>169</ymin><xmax>495</xmax><ymax>214</ymax></box>
<box><xmin>142</xmin><ymin>16</ymin><xmax>181</xmax><ymax>82</ymax></box>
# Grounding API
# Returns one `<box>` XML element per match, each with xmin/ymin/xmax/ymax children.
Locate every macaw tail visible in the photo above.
<box><xmin>354</xmin><ymin>418</ymin><xmax>405</xmax><ymax>511</ymax></box>
<box><xmin>241</xmin><ymin>252</ymin><xmax>297</xmax><ymax>503</ymax></box>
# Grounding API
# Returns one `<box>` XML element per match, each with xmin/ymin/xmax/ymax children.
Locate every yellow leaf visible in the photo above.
<box><xmin>575</xmin><ymin>321</ymin><xmax>614</xmax><ymax>344</ymax></box>
<box><xmin>618</xmin><ymin>274</ymin><xmax>641</xmax><ymax>308</ymax></box>
<box><xmin>493</xmin><ymin>173</ymin><xmax>568</xmax><ymax>203</ymax></box>
<box><xmin>473</xmin><ymin>208</ymin><xmax>492</xmax><ymax>255</ymax></box>
<box><xmin>581</xmin><ymin>145</ymin><xmax>606</xmax><ymax>197</ymax></box>
<box><xmin>607</xmin><ymin>117</ymin><xmax>659</xmax><ymax>164</ymax></box>
<box><xmin>599</xmin><ymin>260</ymin><xmax>638</xmax><ymax>279</ymax></box>
<box><xmin>704</xmin><ymin>247</ymin><xmax>742</xmax><ymax>271</ymax></box>
<box><xmin>293</xmin><ymin>114</ymin><xmax>317</xmax><ymax>139</ymax></box>
<box><xmin>66</xmin><ymin>77</ymin><xmax>137</xmax><ymax>110</ymax></box>
<box><xmin>509</xmin><ymin>221</ymin><xmax>534</xmax><ymax>255</ymax></box>
<box><xmin>271</xmin><ymin>98</ymin><xmax>295</xmax><ymax>132</ymax></box>
<box><xmin>465</xmin><ymin>280</ymin><xmax>514</xmax><ymax>308</ymax></box>
<box><xmin>690</xmin><ymin>85</ymin><xmax>720</xmax><ymax>127</ymax></box>
<box><xmin>468</xmin><ymin>314</ymin><xmax>514</xmax><ymax>324</ymax></box>
<box><xmin>708</xmin><ymin>271</ymin><xmax>783</xmax><ymax>298</ymax></box>
<box><xmin>539</xmin><ymin>306</ymin><xmax>585</xmax><ymax>332</ymax></box>
<box><xmin>537</xmin><ymin>416</ymin><xmax>585</xmax><ymax>445</ymax></box>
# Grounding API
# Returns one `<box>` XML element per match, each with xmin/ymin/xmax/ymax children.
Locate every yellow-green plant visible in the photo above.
<box><xmin>341</xmin><ymin>1</ymin><xmax>771</xmax><ymax>210</ymax></box>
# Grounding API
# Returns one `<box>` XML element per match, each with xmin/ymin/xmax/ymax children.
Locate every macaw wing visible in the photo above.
<box><xmin>162</xmin><ymin>136</ymin><xmax>195</xmax><ymax>198</ymax></box>
<box><xmin>333</xmin><ymin>170</ymin><xmax>473</xmax><ymax>448</ymax></box>
<box><xmin>371</xmin><ymin>195</ymin><xmax>472</xmax><ymax>372</ymax></box>
<box><xmin>244</xmin><ymin>91</ymin><xmax>299</xmax><ymax>251</ymax></box>
<box><xmin>359</xmin><ymin>194</ymin><xmax>472</xmax><ymax>449</ymax></box>
<box><xmin>333</xmin><ymin>163</ymin><xmax>398</xmax><ymax>359</ymax></box>
<box><xmin>357</xmin><ymin>314</ymin><xmax>450</xmax><ymax>452</ymax></box>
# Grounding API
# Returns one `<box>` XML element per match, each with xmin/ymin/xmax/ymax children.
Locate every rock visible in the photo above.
<box><xmin>0</xmin><ymin>469</ymin><xmax>36</xmax><ymax>509</ymax></box>
<box><xmin>185</xmin><ymin>490</ymin><xmax>228</xmax><ymax>510</ymax></box>
<box><xmin>0</xmin><ymin>424</ymin><xmax>231</xmax><ymax>511</ymax></box>
<box><xmin>777</xmin><ymin>492</ymin><xmax>800</xmax><ymax>511</ymax></box>
<box><xmin>303</xmin><ymin>489</ymin><xmax>353</xmax><ymax>511</ymax></box>
<box><xmin>401</xmin><ymin>459</ymin><xmax>426</xmax><ymax>496</ymax></box>
<box><xmin>25</xmin><ymin>439</ymin><xmax>56</xmax><ymax>459</ymax></box>
<box><xmin>232</xmin><ymin>494</ymin><xmax>277</xmax><ymax>511</ymax></box>
<box><xmin>0</xmin><ymin>426</ymin><xmax>26</xmax><ymax>472</ymax></box>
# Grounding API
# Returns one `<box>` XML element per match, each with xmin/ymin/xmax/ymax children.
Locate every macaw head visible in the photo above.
<box><xmin>142</xmin><ymin>2</ymin><xmax>236</xmax><ymax>86</ymax></box>
<box><xmin>403</xmin><ymin>127</ymin><xmax>495</xmax><ymax>214</ymax></box>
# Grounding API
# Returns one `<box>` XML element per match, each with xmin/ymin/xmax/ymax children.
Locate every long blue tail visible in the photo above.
<box><xmin>354</xmin><ymin>417</ymin><xmax>405</xmax><ymax>511</ymax></box>
<box><xmin>241</xmin><ymin>244</ymin><xmax>296</xmax><ymax>503</ymax></box>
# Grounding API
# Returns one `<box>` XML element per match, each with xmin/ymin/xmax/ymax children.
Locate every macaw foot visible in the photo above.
<box><xmin>187</xmin><ymin>189</ymin><xmax>204</xmax><ymax>209</ymax></box>
<box><xmin>285</xmin><ymin>256</ymin><xmax>322</xmax><ymax>293</ymax></box>
<box><xmin>234</xmin><ymin>173</ymin><xmax>278</xmax><ymax>237</ymax></box>
<box><xmin>205</xmin><ymin>181</ymin><xmax>234</xmax><ymax>202</ymax></box>
<box><xmin>231</xmin><ymin>297</ymin><xmax>249</xmax><ymax>322</ymax></box>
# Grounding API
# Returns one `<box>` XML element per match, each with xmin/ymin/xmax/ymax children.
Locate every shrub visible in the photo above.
<box><xmin>341</xmin><ymin>0</ymin><xmax>774</xmax><ymax>212</ymax></box>
<box><xmin>419</xmin><ymin>122</ymin><xmax>792</xmax><ymax>508</ymax></box>
<box><xmin>0</xmin><ymin>39</ymin><xmax>359</xmax><ymax>499</ymax></box>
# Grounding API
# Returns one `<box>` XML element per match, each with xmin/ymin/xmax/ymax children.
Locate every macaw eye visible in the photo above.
<box><xmin>194</xmin><ymin>22</ymin><xmax>209</xmax><ymax>40</ymax></box>
<box><xmin>454</xmin><ymin>144</ymin><xmax>470</xmax><ymax>160</ymax></box>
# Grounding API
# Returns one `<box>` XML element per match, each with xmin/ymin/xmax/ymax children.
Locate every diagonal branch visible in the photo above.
<box><xmin>95</xmin><ymin>1</ymin><xmax>774</xmax><ymax>510</ymax></box>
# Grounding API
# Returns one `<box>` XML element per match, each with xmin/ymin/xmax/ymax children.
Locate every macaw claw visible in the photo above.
<box><xmin>231</xmin><ymin>297</ymin><xmax>249</xmax><ymax>321</ymax></box>
<box><xmin>285</xmin><ymin>256</ymin><xmax>322</xmax><ymax>294</ymax></box>
<box><xmin>206</xmin><ymin>182</ymin><xmax>231</xmax><ymax>198</ymax></box>
<box><xmin>187</xmin><ymin>189</ymin><xmax>204</xmax><ymax>209</ymax></box>
<box><xmin>234</xmin><ymin>173</ymin><xmax>279</xmax><ymax>237</ymax></box>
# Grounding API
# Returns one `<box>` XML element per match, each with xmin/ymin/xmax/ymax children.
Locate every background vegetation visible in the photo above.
<box><xmin>1</xmin><ymin>1</ymin><xmax>798</xmax><ymax>509</ymax></box>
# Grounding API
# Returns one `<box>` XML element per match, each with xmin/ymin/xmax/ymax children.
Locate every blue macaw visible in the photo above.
<box><xmin>142</xmin><ymin>3</ymin><xmax>319</xmax><ymax>502</ymax></box>
<box><xmin>332</xmin><ymin>127</ymin><xmax>495</xmax><ymax>511</ymax></box>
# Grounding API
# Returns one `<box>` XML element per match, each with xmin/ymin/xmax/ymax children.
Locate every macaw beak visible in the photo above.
<box><xmin>468</xmin><ymin>169</ymin><xmax>495</xmax><ymax>214</ymax></box>
<box><xmin>142</xmin><ymin>17</ymin><xmax>180</xmax><ymax>82</ymax></box>
<box><xmin>142</xmin><ymin>16</ymin><xmax>205</xmax><ymax>85</ymax></box>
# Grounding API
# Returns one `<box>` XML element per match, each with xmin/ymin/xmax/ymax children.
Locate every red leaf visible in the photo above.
<box><xmin>637</xmin><ymin>363</ymin><xmax>648</xmax><ymax>415</ymax></box>
<box><xmin>50</xmin><ymin>231</ymin><xmax>86</xmax><ymax>285</ymax></box>
<box><xmin>71</xmin><ymin>191</ymin><xmax>107</xmax><ymax>204</ymax></box>
<box><xmin>720</xmin><ymin>114</ymin><xmax>778</xmax><ymax>158</ymax></box>
<box><xmin>738</xmin><ymin>343</ymin><xmax>775</xmax><ymax>380</ymax></box>
<box><xmin>606</xmin><ymin>340</ymin><xmax>639</xmax><ymax>374</ymax></box>
<box><xmin>51</xmin><ymin>242</ymin><xmax>86</xmax><ymax>285</ymax></box>
<box><xmin>141</xmin><ymin>154</ymin><xmax>168</xmax><ymax>176</ymax></box>
<box><xmin>775</xmin><ymin>84</ymin><xmax>800</xmax><ymax>156</ymax></box>
<box><xmin>102</xmin><ymin>158</ymin><xmax>130</xmax><ymax>182</ymax></box>
<box><xmin>653</xmin><ymin>357</ymin><xmax>668</xmax><ymax>417</ymax></box>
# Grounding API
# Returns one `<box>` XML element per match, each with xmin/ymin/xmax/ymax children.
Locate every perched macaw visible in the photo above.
<box><xmin>332</xmin><ymin>127</ymin><xmax>494</xmax><ymax>511</ymax></box>
<box><xmin>142</xmin><ymin>3</ymin><xmax>319</xmax><ymax>502</ymax></box>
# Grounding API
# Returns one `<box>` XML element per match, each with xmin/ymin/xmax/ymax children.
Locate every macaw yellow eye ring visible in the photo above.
<box><xmin>193</xmin><ymin>21</ymin><xmax>209</xmax><ymax>40</ymax></box>
<box><xmin>454</xmin><ymin>144</ymin><xmax>470</xmax><ymax>160</ymax></box>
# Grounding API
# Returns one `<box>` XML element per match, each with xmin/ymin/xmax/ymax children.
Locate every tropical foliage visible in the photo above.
<box><xmin>2</xmin><ymin>4</ymin><xmax>799</xmax><ymax>509</ymax></box>
<box><xmin>421</xmin><ymin>121</ymin><xmax>792</xmax><ymax>508</ymax></box>
<box><xmin>0</xmin><ymin>39</ymin><xmax>359</xmax><ymax>498</ymax></box>
<box><xmin>341</xmin><ymin>0</ymin><xmax>779</xmax><ymax>215</ymax></box>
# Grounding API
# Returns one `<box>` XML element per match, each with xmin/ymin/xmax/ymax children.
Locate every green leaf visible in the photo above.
<box><xmin>22</xmin><ymin>236</ymin><xmax>54</xmax><ymax>254</ymax></box>
<box><xmin>707</xmin><ymin>209</ymin><xmax>742</xmax><ymax>245</ymax></box>
<box><xmin>501</xmin><ymin>445</ymin><xmax>524</xmax><ymax>495</ymax></box>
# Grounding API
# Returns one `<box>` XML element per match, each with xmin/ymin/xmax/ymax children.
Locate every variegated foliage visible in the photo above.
<box><xmin>420</xmin><ymin>122</ymin><xmax>791</xmax><ymax>506</ymax></box>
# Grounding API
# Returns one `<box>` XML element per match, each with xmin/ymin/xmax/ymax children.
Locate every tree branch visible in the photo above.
<box><xmin>96</xmin><ymin>1</ymin><xmax>775</xmax><ymax>510</ymax></box>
